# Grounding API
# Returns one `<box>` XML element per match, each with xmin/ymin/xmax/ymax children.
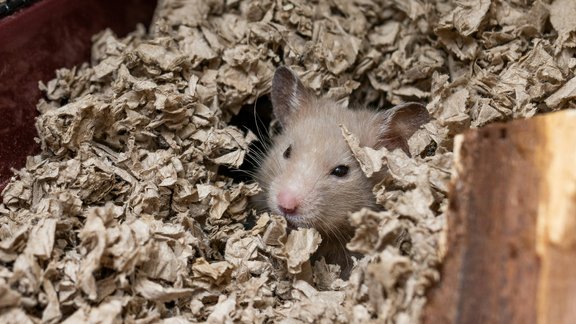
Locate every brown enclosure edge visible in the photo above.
<box><xmin>0</xmin><ymin>0</ymin><xmax>157</xmax><ymax>191</ymax></box>
<box><xmin>423</xmin><ymin>110</ymin><xmax>576</xmax><ymax>324</ymax></box>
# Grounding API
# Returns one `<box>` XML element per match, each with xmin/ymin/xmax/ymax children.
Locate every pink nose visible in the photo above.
<box><xmin>277</xmin><ymin>190</ymin><xmax>299</xmax><ymax>215</ymax></box>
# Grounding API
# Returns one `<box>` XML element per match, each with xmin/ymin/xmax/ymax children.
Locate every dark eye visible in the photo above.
<box><xmin>330</xmin><ymin>165</ymin><xmax>349</xmax><ymax>177</ymax></box>
<box><xmin>283</xmin><ymin>145</ymin><xmax>292</xmax><ymax>159</ymax></box>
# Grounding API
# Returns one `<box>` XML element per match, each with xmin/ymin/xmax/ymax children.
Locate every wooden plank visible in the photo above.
<box><xmin>423</xmin><ymin>110</ymin><xmax>576</xmax><ymax>324</ymax></box>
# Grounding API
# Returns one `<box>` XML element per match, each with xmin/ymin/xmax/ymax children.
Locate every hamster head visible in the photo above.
<box><xmin>254</xmin><ymin>67</ymin><xmax>429</xmax><ymax>242</ymax></box>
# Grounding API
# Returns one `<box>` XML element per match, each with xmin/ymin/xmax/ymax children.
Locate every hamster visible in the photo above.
<box><xmin>252</xmin><ymin>66</ymin><xmax>430</xmax><ymax>276</ymax></box>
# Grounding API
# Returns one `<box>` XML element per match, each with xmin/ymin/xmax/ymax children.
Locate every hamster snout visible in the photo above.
<box><xmin>252</xmin><ymin>66</ymin><xmax>430</xmax><ymax>271</ymax></box>
<box><xmin>276</xmin><ymin>190</ymin><xmax>299</xmax><ymax>215</ymax></box>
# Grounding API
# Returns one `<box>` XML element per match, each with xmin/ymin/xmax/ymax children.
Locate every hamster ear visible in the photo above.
<box><xmin>377</xmin><ymin>102</ymin><xmax>430</xmax><ymax>155</ymax></box>
<box><xmin>271</xmin><ymin>66</ymin><xmax>313</xmax><ymax>126</ymax></box>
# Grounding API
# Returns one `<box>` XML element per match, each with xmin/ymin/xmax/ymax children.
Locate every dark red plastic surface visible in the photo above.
<box><xmin>0</xmin><ymin>0</ymin><xmax>157</xmax><ymax>191</ymax></box>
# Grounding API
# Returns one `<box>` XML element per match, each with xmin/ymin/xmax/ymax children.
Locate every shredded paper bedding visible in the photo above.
<box><xmin>1</xmin><ymin>0</ymin><xmax>575</xmax><ymax>322</ymax></box>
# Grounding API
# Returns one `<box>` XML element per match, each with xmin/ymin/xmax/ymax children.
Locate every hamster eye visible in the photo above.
<box><xmin>330</xmin><ymin>165</ymin><xmax>349</xmax><ymax>177</ymax></box>
<box><xmin>283</xmin><ymin>145</ymin><xmax>292</xmax><ymax>159</ymax></box>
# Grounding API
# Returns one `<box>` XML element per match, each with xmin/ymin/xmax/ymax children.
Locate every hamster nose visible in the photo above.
<box><xmin>277</xmin><ymin>191</ymin><xmax>299</xmax><ymax>215</ymax></box>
